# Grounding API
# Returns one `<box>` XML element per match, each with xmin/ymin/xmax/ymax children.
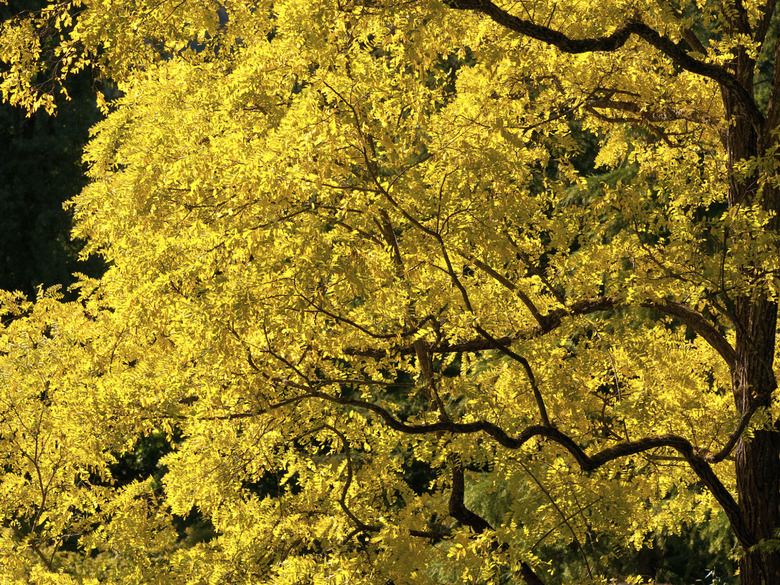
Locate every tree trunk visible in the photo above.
<box><xmin>720</xmin><ymin>31</ymin><xmax>780</xmax><ymax>576</ymax></box>
<box><xmin>727</xmin><ymin>83</ymin><xmax>780</xmax><ymax>579</ymax></box>
<box><xmin>734</xmin><ymin>297</ymin><xmax>780</xmax><ymax>584</ymax></box>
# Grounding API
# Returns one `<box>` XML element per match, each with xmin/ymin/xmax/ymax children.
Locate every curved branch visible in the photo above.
<box><xmin>305</xmin><ymin>389</ymin><xmax>754</xmax><ymax>547</ymax></box>
<box><xmin>475</xmin><ymin>324</ymin><xmax>551</xmax><ymax>426</ymax></box>
<box><xmin>641</xmin><ymin>299</ymin><xmax>736</xmax><ymax>370</ymax></box>
<box><xmin>706</xmin><ymin>394</ymin><xmax>769</xmax><ymax>463</ymax></box>
<box><xmin>545</xmin><ymin>296</ymin><xmax>736</xmax><ymax>371</ymax></box>
<box><xmin>342</xmin><ymin>295</ymin><xmax>735</xmax><ymax>372</ymax></box>
<box><xmin>443</xmin><ymin>455</ymin><xmax>549</xmax><ymax>584</ymax></box>
<box><xmin>322</xmin><ymin>425</ymin><xmax>381</xmax><ymax>534</ymax></box>
<box><xmin>449</xmin><ymin>457</ymin><xmax>493</xmax><ymax>533</ymax></box>
<box><xmin>444</xmin><ymin>0</ymin><xmax>763</xmax><ymax>127</ymax></box>
<box><xmin>342</xmin><ymin>296</ymin><xmax>616</xmax><ymax>358</ymax></box>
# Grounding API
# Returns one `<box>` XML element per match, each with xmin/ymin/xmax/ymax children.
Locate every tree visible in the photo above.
<box><xmin>1</xmin><ymin>0</ymin><xmax>780</xmax><ymax>583</ymax></box>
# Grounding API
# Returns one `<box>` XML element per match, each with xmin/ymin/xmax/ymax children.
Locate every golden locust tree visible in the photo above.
<box><xmin>3</xmin><ymin>0</ymin><xmax>780</xmax><ymax>583</ymax></box>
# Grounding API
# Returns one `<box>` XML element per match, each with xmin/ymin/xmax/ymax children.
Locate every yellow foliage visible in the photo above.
<box><xmin>3</xmin><ymin>0</ymin><xmax>780</xmax><ymax>583</ymax></box>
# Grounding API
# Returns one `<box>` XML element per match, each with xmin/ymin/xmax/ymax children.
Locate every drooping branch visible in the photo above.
<box><xmin>321</xmin><ymin>424</ymin><xmax>381</xmax><ymax>535</ymax></box>
<box><xmin>449</xmin><ymin>457</ymin><xmax>493</xmax><ymax>533</ymax></box>
<box><xmin>475</xmin><ymin>324</ymin><xmax>551</xmax><ymax>427</ymax></box>
<box><xmin>641</xmin><ymin>299</ymin><xmax>736</xmax><ymax>369</ymax></box>
<box><xmin>302</xmin><ymin>388</ymin><xmax>754</xmax><ymax>547</ymax></box>
<box><xmin>444</xmin><ymin>0</ymin><xmax>763</xmax><ymax>127</ymax></box>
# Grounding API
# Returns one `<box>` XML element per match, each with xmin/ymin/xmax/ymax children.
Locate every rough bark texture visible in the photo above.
<box><xmin>728</xmin><ymin>50</ymin><xmax>780</xmax><ymax>581</ymax></box>
<box><xmin>733</xmin><ymin>296</ymin><xmax>780</xmax><ymax>583</ymax></box>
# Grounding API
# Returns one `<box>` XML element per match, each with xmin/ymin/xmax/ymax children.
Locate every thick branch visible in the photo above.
<box><xmin>642</xmin><ymin>299</ymin><xmax>736</xmax><ymax>369</ymax></box>
<box><xmin>756</xmin><ymin>0</ymin><xmax>777</xmax><ymax>47</ymax></box>
<box><xmin>444</xmin><ymin>0</ymin><xmax>763</xmax><ymax>127</ymax></box>
<box><xmin>408</xmin><ymin>526</ymin><xmax>452</xmax><ymax>540</ymax></box>
<box><xmin>475</xmin><ymin>324</ymin><xmax>551</xmax><ymax>426</ymax></box>
<box><xmin>306</xmin><ymin>389</ymin><xmax>754</xmax><ymax>547</ymax></box>
<box><xmin>448</xmin><ymin>459</ymin><xmax>548</xmax><ymax>583</ymax></box>
<box><xmin>256</xmin><ymin>368</ymin><xmax>755</xmax><ymax>468</ymax></box>
<box><xmin>520</xmin><ymin>562</ymin><xmax>548</xmax><ymax>585</ymax></box>
<box><xmin>544</xmin><ymin>296</ymin><xmax>735</xmax><ymax>371</ymax></box>
<box><xmin>449</xmin><ymin>458</ymin><xmax>493</xmax><ymax>533</ymax></box>
<box><xmin>586</xmin><ymin>97</ymin><xmax>719</xmax><ymax>126</ymax></box>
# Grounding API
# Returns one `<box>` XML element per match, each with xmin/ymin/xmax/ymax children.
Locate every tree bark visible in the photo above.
<box><xmin>733</xmin><ymin>296</ymin><xmax>780</xmax><ymax>583</ymax></box>
<box><xmin>727</xmin><ymin>64</ymin><xmax>780</xmax><ymax>581</ymax></box>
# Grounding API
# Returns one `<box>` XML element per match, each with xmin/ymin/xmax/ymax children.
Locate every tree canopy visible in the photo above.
<box><xmin>1</xmin><ymin>0</ymin><xmax>780</xmax><ymax>583</ymax></box>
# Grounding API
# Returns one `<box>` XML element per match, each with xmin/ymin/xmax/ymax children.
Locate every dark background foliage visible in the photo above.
<box><xmin>0</xmin><ymin>68</ymin><xmax>104</xmax><ymax>298</ymax></box>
